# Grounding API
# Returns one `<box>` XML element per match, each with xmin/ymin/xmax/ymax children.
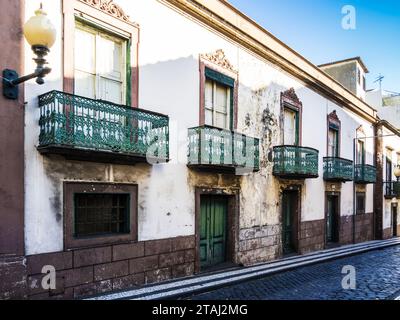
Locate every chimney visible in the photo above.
<box><xmin>319</xmin><ymin>57</ymin><xmax>369</xmax><ymax>101</ymax></box>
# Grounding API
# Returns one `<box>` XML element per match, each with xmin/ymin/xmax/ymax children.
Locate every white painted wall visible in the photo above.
<box><xmin>367</xmin><ymin>89</ymin><xmax>400</xmax><ymax>129</ymax></box>
<box><xmin>24</xmin><ymin>0</ymin><xmax>377</xmax><ymax>255</ymax></box>
<box><xmin>355</xmin><ymin>61</ymin><xmax>367</xmax><ymax>101</ymax></box>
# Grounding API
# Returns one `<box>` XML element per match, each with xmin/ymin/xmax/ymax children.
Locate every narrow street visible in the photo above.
<box><xmin>188</xmin><ymin>245</ymin><xmax>400</xmax><ymax>300</ymax></box>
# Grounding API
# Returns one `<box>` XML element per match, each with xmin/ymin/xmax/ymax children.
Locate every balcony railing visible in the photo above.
<box><xmin>354</xmin><ymin>164</ymin><xmax>377</xmax><ymax>184</ymax></box>
<box><xmin>187</xmin><ymin>125</ymin><xmax>260</xmax><ymax>173</ymax></box>
<box><xmin>384</xmin><ymin>181</ymin><xmax>400</xmax><ymax>198</ymax></box>
<box><xmin>323</xmin><ymin>157</ymin><xmax>354</xmax><ymax>182</ymax></box>
<box><xmin>38</xmin><ymin>91</ymin><xmax>169</xmax><ymax>164</ymax></box>
<box><xmin>273</xmin><ymin>145</ymin><xmax>319</xmax><ymax>179</ymax></box>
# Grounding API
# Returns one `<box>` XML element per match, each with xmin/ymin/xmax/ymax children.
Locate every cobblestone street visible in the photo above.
<box><xmin>188</xmin><ymin>245</ymin><xmax>400</xmax><ymax>300</ymax></box>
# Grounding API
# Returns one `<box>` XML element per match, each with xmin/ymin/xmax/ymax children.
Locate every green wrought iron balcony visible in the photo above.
<box><xmin>187</xmin><ymin>125</ymin><xmax>260</xmax><ymax>174</ymax></box>
<box><xmin>354</xmin><ymin>164</ymin><xmax>377</xmax><ymax>184</ymax></box>
<box><xmin>384</xmin><ymin>181</ymin><xmax>400</xmax><ymax>198</ymax></box>
<box><xmin>38</xmin><ymin>91</ymin><xmax>169</xmax><ymax>164</ymax></box>
<box><xmin>323</xmin><ymin>157</ymin><xmax>354</xmax><ymax>182</ymax></box>
<box><xmin>273</xmin><ymin>145</ymin><xmax>319</xmax><ymax>179</ymax></box>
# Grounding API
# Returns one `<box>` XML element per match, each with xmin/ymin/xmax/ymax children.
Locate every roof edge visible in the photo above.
<box><xmin>318</xmin><ymin>57</ymin><xmax>369</xmax><ymax>73</ymax></box>
<box><xmin>161</xmin><ymin>0</ymin><xmax>377</xmax><ymax>122</ymax></box>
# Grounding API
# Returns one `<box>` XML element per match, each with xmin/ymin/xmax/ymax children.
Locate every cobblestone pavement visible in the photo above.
<box><xmin>188</xmin><ymin>245</ymin><xmax>400</xmax><ymax>300</ymax></box>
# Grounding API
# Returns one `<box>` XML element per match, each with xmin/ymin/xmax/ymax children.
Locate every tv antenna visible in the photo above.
<box><xmin>373</xmin><ymin>74</ymin><xmax>384</xmax><ymax>90</ymax></box>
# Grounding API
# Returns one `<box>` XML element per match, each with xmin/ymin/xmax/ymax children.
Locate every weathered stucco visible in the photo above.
<box><xmin>23</xmin><ymin>0</ymin><xmax>379</xmax><ymax>259</ymax></box>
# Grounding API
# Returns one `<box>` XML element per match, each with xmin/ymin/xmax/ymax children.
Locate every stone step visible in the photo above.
<box><xmin>87</xmin><ymin>238</ymin><xmax>400</xmax><ymax>300</ymax></box>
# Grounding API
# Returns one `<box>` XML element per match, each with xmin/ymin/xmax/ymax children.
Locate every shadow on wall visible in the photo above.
<box><xmin>26</xmin><ymin>53</ymin><xmax>377</xmax><ymax>186</ymax></box>
<box><xmin>138</xmin><ymin>55</ymin><xmax>288</xmax><ymax>159</ymax></box>
<box><xmin>23</xmin><ymin>52</ymin><xmax>376</xmax><ymax>255</ymax></box>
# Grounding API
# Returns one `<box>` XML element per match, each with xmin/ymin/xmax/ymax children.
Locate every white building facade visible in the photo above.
<box><xmin>1</xmin><ymin>0</ymin><xmax>398</xmax><ymax>300</ymax></box>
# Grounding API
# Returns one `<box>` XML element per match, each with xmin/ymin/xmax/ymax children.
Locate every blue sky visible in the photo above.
<box><xmin>229</xmin><ymin>0</ymin><xmax>400</xmax><ymax>92</ymax></box>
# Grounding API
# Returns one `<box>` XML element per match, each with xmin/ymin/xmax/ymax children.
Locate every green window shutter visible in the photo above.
<box><xmin>295</xmin><ymin>110</ymin><xmax>300</xmax><ymax>146</ymax></box>
<box><xmin>126</xmin><ymin>38</ymin><xmax>132</xmax><ymax>106</ymax></box>
<box><xmin>205</xmin><ymin>67</ymin><xmax>235</xmax><ymax>88</ymax></box>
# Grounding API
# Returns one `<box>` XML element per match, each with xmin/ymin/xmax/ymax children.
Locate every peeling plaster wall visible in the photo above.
<box><xmin>24</xmin><ymin>0</ymin><xmax>376</xmax><ymax>256</ymax></box>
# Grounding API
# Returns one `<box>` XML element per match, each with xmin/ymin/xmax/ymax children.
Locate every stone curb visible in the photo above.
<box><xmin>87</xmin><ymin>238</ymin><xmax>400</xmax><ymax>300</ymax></box>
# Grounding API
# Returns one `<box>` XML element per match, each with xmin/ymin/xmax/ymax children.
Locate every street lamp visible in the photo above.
<box><xmin>2</xmin><ymin>4</ymin><xmax>56</xmax><ymax>100</ymax></box>
<box><xmin>394</xmin><ymin>165</ymin><xmax>400</xmax><ymax>182</ymax></box>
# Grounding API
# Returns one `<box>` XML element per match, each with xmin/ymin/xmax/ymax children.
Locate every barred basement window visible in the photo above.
<box><xmin>74</xmin><ymin>193</ymin><xmax>130</xmax><ymax>238</ymax></box>
<box><xmin>356</xmin><ymin>192</ymin><xmax>366</xmax><ymax>215</ymax></box>
<box><xmin>64</xmin><ymin>182</ymin><xmax>138</xmax><ymax>249</ymax></box>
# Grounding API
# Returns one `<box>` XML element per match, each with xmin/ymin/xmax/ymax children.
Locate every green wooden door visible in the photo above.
<box><xmin>200</xmin><ymin>196</ymin><xmax>227</xmax><ymax>268</ymax></box>
<box><xmin>282</xmin><ymin>191</ymin><xmax>298</xmax><ymax>254</ymax></box>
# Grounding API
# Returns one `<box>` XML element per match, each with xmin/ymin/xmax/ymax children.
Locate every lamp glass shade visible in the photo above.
<box><xmin>394</xmin><ymin>166</ymin><xmax>400</xmax><ymax>178</ymax></box>
<box><xmin>23</xmin><ymin>8</ymin><xmax>56</xmax><ymax>48</ymax></box>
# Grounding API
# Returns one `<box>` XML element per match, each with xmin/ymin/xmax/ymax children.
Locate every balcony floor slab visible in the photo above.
<box><xmin>38</xmin><ymin>145</ymin><xmax>169</xmax><ymax>166</ymax></box>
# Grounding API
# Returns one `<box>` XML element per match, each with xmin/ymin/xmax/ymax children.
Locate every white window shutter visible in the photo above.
<box><xmin>74</xmin><ymin>23</ymin><xmax>126</xmax><ymax>105</ymax></box>
<box><xmin>75</xmin><ymin>28</ymin><xmax>96</xmax><ymax>73</ymax></box>
<box><xmin>205</xmin><ymin>79</ymin><xmax>213</xmax><ymax>126</ymax></box>
<box><xmin>284</xmin><ymin>109</ymin><xmax>296</xmax><ymax>145</ymax></box>
<box><xmin>74</xmin><ymin>27</ymin><xmax>96</xmax><ymax>99</ymax></box>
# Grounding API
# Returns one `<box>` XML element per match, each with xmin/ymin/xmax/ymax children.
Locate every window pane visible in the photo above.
<box><xmin>74</xmin><ymin>22</ymin><xmax>126</xmax><ymax>104</ymax></box>
<box><xmin>99</xmin><ymin>77</ymin><xmax>123</xmax><ymax>105</ymax></box>
<box><xmin>215</xmin><ymin>111</ymin><xmax>228</xmax><ymax>129</ymax></box>
<box><xmin>75</xmin><ymin>27</ymin><xmax>96</xmax><ymax>73</ymax></box>
<box><xmin>74</xmin><ymin>70</ymin><xmax>96</xmax><ymax>99</ymax></box>
<box><xmin>284</xmin><ymin>108</ymin><xmax>297</xmax><ymax>145</ymax></box>
<box><xmin>205</xmin><ymin>79</ymin><xmax>213</xmax><ymax>110</ymax></box>
<box><xmin>99</xmin><ymin>35</ymin><xmax>123</xmax><ymax>80</ymax></box>
<box><xmin>74</xmin><ymin>193</ymin><xmax>129</xmax><ymax>238</ymax></box>
<box><xmin>215</xmin><ymin>83</ymin><xmax>228</xmax><ymax>113</ymax></box>
<box><xmin>357</xmin><ymin>141</ymin><xmax>365</xmax><ymax>164</ymax></box>
<box><xmin>205</xmin><ymin>109</ymin><xmax>213</xmax><ymax>126</ymax></box>
<box><xmin>328</xmin><ymin>129</ymin><xmax>338</xmax><ymax>157</ymax></box>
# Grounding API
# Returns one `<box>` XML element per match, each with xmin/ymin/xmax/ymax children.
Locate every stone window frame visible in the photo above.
<box><xmin>64</xmin><ymin>182</ymin><xmax>138</xmax><ymax>250</ymax></box>
<box><xmin>280</xmin><ymin>88</ymin><xmax>303</xmax><ymax>146</ymax></box>
<box><xmin>62</xmin><ymin>0</ymin><xmax>139</xmax><ymax>107</ymax></box>
<box><xmin>199</xmin><ymin>50</ymin><xmax>239</xmax><ymax>130</ymax></box>
<box><xmin>327</xmin><ymin>111</ymin><xmax>341</xmax><ymax>157</ymax></box>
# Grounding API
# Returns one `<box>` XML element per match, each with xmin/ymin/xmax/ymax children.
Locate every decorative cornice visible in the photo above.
<box><xmin>328</xmin><ymin>110</ymin><xmax>341</xmax><ymax>125</ymax></box>
<box><xmin>282</xmin><ymin>88</ymin><xmax>302</xmax><ymax>106</ymax></box>
<box><xmin>357</xmin><ymin>125</ymin><xmax>366</xmax><ymax>136</ymax></box>
<box><xmin>200</xmin><ymin>49</ymin><xmax>236</xmax><ymax>73</ymax></box>
<box><xmin>79</xmin><ymin>0</ymin><xmax>132</xmax><ymax>24</ymax></box>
